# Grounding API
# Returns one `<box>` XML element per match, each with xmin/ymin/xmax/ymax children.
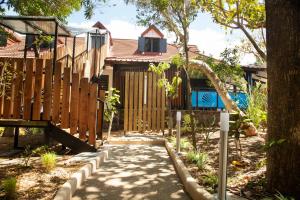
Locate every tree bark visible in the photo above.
<box><xmin>266</xmin><ymin>0</ymin><xmax>300</xmax><ymax>197</ymax></box>
<box><xmin>190</xmin><ymin>59</ymin><xmax>243</xmax><ymax>115</ymax></box>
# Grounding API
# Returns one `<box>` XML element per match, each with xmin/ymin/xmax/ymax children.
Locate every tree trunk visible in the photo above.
<box><xmin>168</xmin><ymin>97</ymin><xmax>173</xmax><ymax>135</ymax></box>
<box><xmin>190</xmin><ymin>59</ymin><xmax>243</xmax><ymax>115</ymax></box>
<box><xmin>107</xmin><ymin>112</ymin><xmax>114</xmax><ymax>140</ymax></box>
<box><xmin>266</xmin><ymin>0</ymin><xmax>300</xmax><ymax>197</ymax></box>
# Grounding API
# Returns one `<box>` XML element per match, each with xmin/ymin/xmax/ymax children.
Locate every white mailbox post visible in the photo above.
<box><xmin>218</xmin><ymin>112</ymin><xmax>229</xmax><ymax>200</ymax></box>
<box><xmin>176</xmin><ymin>111</ymin><xmax>182</xmax><ymax>153</ymax></box>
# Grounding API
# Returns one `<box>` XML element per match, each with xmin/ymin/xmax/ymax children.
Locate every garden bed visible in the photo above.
<box><xmin>168</xmin><ymin>130</ymin><xmax>270</xmax><ymax>199</ymax></box>
<box><xmin>0</xmin><ymin>146</ymin><xmax>85</xmax><ymax>199</ymax></box>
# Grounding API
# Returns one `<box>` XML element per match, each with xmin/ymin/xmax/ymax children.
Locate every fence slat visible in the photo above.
<box><xmin>124</xmin><ymin>72</ymin><xmax>129</xmax><ymax>132</ymax></box>
<box><xmin>142</xmin><ymin>73</ymin><xmax>147</xmax><ymax>132</ymax></box>
<box><xmin>128</xmin><ymin>72</ymin><xmax>134</xmax><ymax>131</ymax></box>
<box><xmin>52</xmin><ymin>62</ymin><xmax>62</xmax><ymax>124</ymax></box>
<box><xmin>79</xmin><ymin>78</ymin><xmax>89</xmax><ymax>140</ymax></box>
<box><xmin>88</xmin><ymin>83</ymin><xmax>97</xmax><ymax>146</ymax></box>
<box><xmin>138</xmin><ymin>72</ymin><xmax>143</xmax><ymax>131</ymax></box>
<box><xmin>32</xmin><ymin>59</ymin><xmax>44</xmax><ymax>120</ymax></box>
<box><xmin>23</xmin><ymin>59</ymin><xmax>34</xmax><ymax>120</ymax></box>
<box><xmin>152</xmin><ymin>73</ymin><xmax>157</xmax><ymax>131</ymax></box>
<box><xmin>161</xmin><ymin>86</ymin><xmax>166</xmax><ymax>132</ymax></box>
<box><xmin>133</xmin><ymin>72</ymin><xmax>139</xmax><ymax>131</ymax></box>
<box><xmin>12</xmin><ymin>59</ymin><xmax>23</xmax><ymax>119</ymax></box>
<box><xmin>157</xmin><ymin>79</ymin><xmax>161</xmax><ymax>131</ymax></box>
<box><xmin>61</xmin><ymin>67</ymin><xmax>71</xmax><ymax>128</ymax></box>
<box><xmin>147</xmin><ymin>73</ymin><xmax>153</xmax><ymax>131</ymax></box>
<box><xmin>96</xmin><ymin>101</ymin><xmax>104</xmax><ymax>139</ymax></box>
<box><xmin>43</xmin><ymin>60</ymin><xmax>53</xmax><ymax>120</ymax></box>
<box><xmin>70</xmin><ymin>73</ymin><xmax>79</xmax><ymax>134</ymax></box>
<box><xmin>3</xmin><ymin>59</ymin><xmax>15</xmax><ymax>119</ymax></box>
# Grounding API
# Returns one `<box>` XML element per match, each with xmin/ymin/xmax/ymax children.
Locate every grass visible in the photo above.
<box><xmin>170</xmin><ymin>136</ymin><xmax>193</xmax><ymax>150</ymax></box>
<box><xmin>41</xmin><ymin>152</ymin><xmax>57</xmax><ymax>172</ymax></box>
<box><xmin>186</xmin><ymin>151</ymin><xmax>208</xmax><ymax>170</ymax></box>
<box><xmin>1</xmin><ymin>177</ymin><xmax>17</xmax><ymax>199</ymax></box>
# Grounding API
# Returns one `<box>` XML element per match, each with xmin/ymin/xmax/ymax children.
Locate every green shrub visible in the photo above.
<box><xmin>1</xmin><ymin>177</ymin><xmax>17</xmax><ymax>199</ymax></box>
<box><xmin>186</xmin><ymin>151</ymin><xmax>208</xmax><ymax>170</ymax></box>
<box><xmin>170</xmin><ymin>137</ymin><xmax>192</xmax><ymax>150</ymax></box>
<box><xmin>203</xmin><ymin>172</ymin><xmax>218</xmax><ymax>193</ymax></box>
<box><xmin>41</xmin><ymin>152</ymin><xmax>57</xmax><ymax>172</ymax></box>
<box><xmin>32</xmin><ymin>145</ymin><xmax>49</xmax><ymax>156</ymax></box>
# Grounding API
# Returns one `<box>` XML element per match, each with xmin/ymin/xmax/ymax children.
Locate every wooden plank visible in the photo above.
<box><xmin>142</xmin><ymin>73</ymin><xmax>147</xmax><ymax>132</ymax></box>
<box><xmin>128</xmin><ymin>72</ymin><xmax>134</xmax><ymax>131</ymax></box>
<box><xmin>79</xmin><ymin>78</ymin><xmax>89</xmax><ymax>140</ymax></box>
<box><xmin>32</xmin><ymin>59</ymin><xmax>44</xmax><ymax>120</ymax></box>
<box><xmin>161</xmin><ymin>85</ymin><xmax>166</xmax><ymax>132</ymax></box>
<box><xmin>43</xmin><ymin>60</ymin><xmax>53</xmax><ymax>120</ymax></box>
<box><xmin>52</xmin><ymin>62</ymin><xmax>62</xmax><ymax>124</ymax></box>
<box><xmin>23</xmin><ymin>59</ymin><xmax>34</xmax><ymax>120</ymax></box>
<box><xmin>12</xmin><ymin>59</ymin><xmax>23</xmax><ymax>119</ymax></box>
<box><xmin>70</xmin><ymin>73</ymin><xmax>79</xmax><ymax>134</ymax></box>
<box><xmin>0</xmin><ymin>58</ymin><xmax>5</xmax><ymax>118</ymax></box>
<box><xmin>61</xmin><ymin>67</ymin><xmax>71</xmax><ymax>128</ymax></box>
<box><xmin>157</xmin><ymin>79</ymin><xmax>161</xmax><ymax>131</ymax></box>
<box><xmin>147</xmin><ymin>72</ymin><xmax>153</xmax><ymax>131</ymax></box>
<box><xmin>3</xmin><ymin>59</ymin><xmax>15</xmax><ymax>119</ymax></box>
<box><xmin>96</xmin><ymin>101</ymin><xmax>104</xmax><ymax>139</ymax></box>
<box><xmin>88</xmin><ymin>83</ymin><xmax>97</xmax><ymax>146</ymax></box>
<box><xmin>133</xmin><ymin>72</ymin><xmax>139</xmax><ymax>131</ymax></box>
<box><xmin>138</xmin><ymin>72</ymin><xmax>143</xmax><ymax>131</ymax></box>
<box><xmin>123</xmin><ymin>72</ymin><xmax>129</xmax><ymax>132</ymax></box>
<box><xmin>152</xmin><ymin>73</ymin><xmax>157</xmax><ymax>131</ymax></box>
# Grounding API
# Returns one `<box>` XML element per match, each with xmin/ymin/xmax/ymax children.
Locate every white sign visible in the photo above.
<box><xmin>220</xmin><ymin>112</ymin><xmax>230</xmax><ymax>132</ymax></box>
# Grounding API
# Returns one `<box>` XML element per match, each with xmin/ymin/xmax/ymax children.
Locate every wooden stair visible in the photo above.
<box><xmin>45</xmin><ymin>123</ymin><xmax>97</xmax><ymax>153</ymax></box>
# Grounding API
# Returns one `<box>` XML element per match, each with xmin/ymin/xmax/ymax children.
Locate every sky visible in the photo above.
<box><xmin>7</xmin><ymin>0</ymin><xmax>255</xmax><ymax>64</ymax></box>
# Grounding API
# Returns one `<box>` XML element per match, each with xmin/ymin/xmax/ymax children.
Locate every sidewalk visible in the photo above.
<box><xmin>72</xmin><ymin>145</ymin><xmax>190</xmax><ymax>200</ymax></box>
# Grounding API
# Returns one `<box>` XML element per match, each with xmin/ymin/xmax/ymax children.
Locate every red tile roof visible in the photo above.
<box><xmin>105</xmin><ymin>38</ymin><xmax>199</xmax><ymax>64</ymax></box>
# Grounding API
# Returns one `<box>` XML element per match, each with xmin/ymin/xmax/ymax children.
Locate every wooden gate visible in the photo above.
<box><xmin>124</xmin><ymin>72</ymin><xmax>166</xmax><ymax>133</ymax></box>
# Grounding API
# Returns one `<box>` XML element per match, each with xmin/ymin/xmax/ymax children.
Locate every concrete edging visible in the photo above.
<box><xmin>54</xmin><ymin>147</ymin><xmax>109</xmax><ymax>200</ymax></box>
<box><xmin>165</xmin><ymin>140</ymin><xmax>215</xmax><ymax>200</ymax></box>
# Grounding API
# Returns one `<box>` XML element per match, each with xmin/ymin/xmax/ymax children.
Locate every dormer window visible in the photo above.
<box><xmin>138</xmin><ymin>25</ymin><xmax>167</xmax><ymax>53</ymax></box>
<box><xmin>145</xmin><ymin>37</ymin><xmax>160</xmax><ymax>52</ymax></box>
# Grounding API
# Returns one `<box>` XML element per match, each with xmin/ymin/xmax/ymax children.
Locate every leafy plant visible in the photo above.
<box><xmin>1</xmin><ymin>177</ymin><xmax>17</xmax><ymax>199</ymax></box>
<box><xmin>199</xmin><ymin>116</ymin><xmax>218</xmax><ymax>145</ymax></box>
<box><xmin>264</xmin><ymin>138</ymin><xmax>286</xmax><ymax>150</ymax></box>
<box><xmin>186</xmin><ymin>151</ymin><xmax>208</xmax><ymax>170</ymax></box>
<box><xmin>21</xmin><ymin>145</ymin><xmax>32</xmax><ymax>167</ymax></box>
<box><xmin>274</xmin><ymin>191</ymin><xmax>295</xmax><ymax>200</ymax></box>
<box><xmin>255</xmin><ymin>158</ymin><xmax>267</xmax><ymax>169</ymax></box>
<box><xmin>104</xmin><ymin>88</ymin><xmax>120</xmax><ymax>139</ymax></box>
<box><xmin>246</xmin><ymin>83</ymin><xmax>267</xmax><ymax>128</ymax></box>
<box><xmin>181</xmin><ymin>114</ymin><xmax>192</xmax><ymax>133</ymax></box>
<box><xmin>202</xmin><ymin>172</ymin><xmax>218</xmax><ymax>193</ymax></box>
<box><xmin>41</xmin><ymin>152</ymin><xmax>57</xmax><ymax>172</ymax></box>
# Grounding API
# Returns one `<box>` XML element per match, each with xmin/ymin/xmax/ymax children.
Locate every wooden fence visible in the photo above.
<box><xmin>124</xmin><ymin>72</ymin><xmax>166</xmax><ymax>132</ymax></box>
<box><xmin>0</xmin><ymin>58</ymin><xmax>103</xmax><ymax>146</ymax></box>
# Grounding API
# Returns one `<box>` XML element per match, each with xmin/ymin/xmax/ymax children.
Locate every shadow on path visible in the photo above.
<box><xmin>72</xmin><ymin>145</ymin><xmax>190</xmax><ymax>200</ymax></box>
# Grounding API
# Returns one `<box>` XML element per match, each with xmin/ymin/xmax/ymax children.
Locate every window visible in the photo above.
<box><xmin>138</xmin><ymin>37</ymin><xmax>167</xmax><ymax>53</ymax></box>
<box><xmin>144</xmin><ymin>37</ymin><xmax>160</xmax><ymax>52</ymax></box>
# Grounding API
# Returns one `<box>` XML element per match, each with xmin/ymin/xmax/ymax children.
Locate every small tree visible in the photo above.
<box><xmin>104</xmin><ymin>88</ymin><xmax>120</xmax><ymax>139</ymax></box>
<box><xmin>149</xmin><ymin>59</ymin><xmax>182</xmax><ymax>135</ymax></box>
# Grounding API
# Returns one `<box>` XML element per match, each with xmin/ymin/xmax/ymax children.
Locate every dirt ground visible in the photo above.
<box><xmin>175</xmin><ymin>130</ymin><xmax>270</xmax><ymax>199</ymax></box>
<box><xmin>0</xmin><ymin>149</ymin><xmax>84</xmax><ymax>200</ymax></box>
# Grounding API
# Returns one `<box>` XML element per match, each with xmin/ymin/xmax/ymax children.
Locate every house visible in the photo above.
<box><xmin>0</xmin><ymin>21</ymin><xmax>266</xmax><ymax>110</ymax></box>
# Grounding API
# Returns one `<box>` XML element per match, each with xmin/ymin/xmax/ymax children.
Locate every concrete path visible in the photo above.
<box><xmin>72</xmin><ymin>145</ymin><xmax>190</xmax><ymax>200</ymax></box>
